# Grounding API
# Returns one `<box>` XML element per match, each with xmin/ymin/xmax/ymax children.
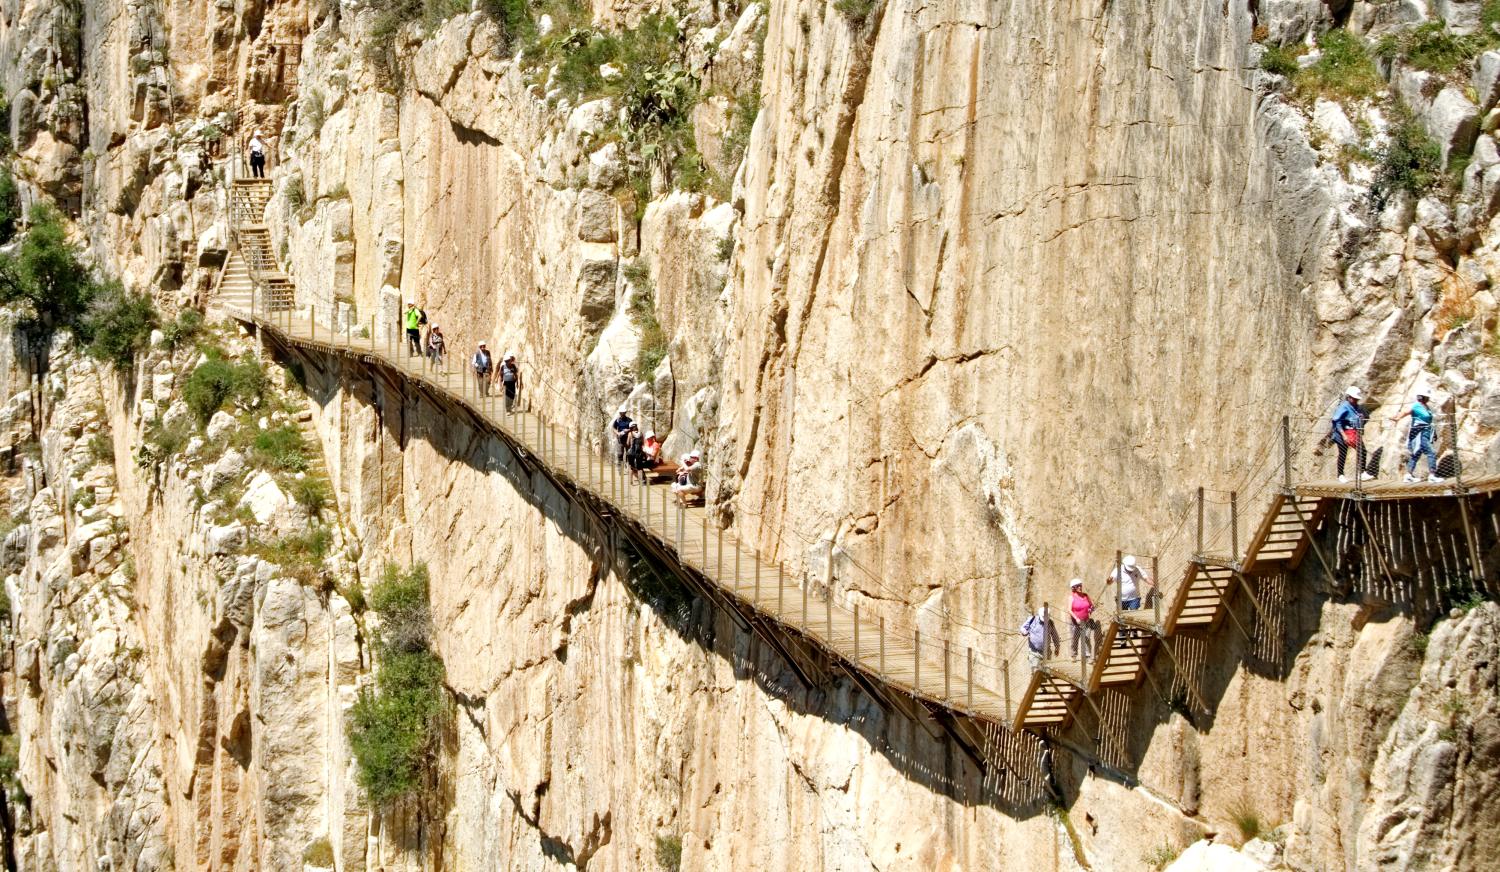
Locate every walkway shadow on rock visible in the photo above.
<box><xmin>276</xmin><ymin>339</ymin><xmax>1054</xmax><ymax>819</ymax></box>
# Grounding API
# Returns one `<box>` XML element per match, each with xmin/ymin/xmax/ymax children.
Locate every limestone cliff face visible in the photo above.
<box><xmin>1</xmin><ymin>0</ymin><xmax>1499</xmax><ymax>870</ymax></box>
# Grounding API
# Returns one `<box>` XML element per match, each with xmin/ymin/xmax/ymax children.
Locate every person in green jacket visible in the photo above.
<box><xmin>403</xmin><ymin>301</ymin><xmax>425</xmax><ymax>357</ymax></box>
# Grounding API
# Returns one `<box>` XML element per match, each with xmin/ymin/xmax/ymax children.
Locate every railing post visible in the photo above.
<box><xmin>801</xmin><ymin>570</ymin><xmax>807</xmax><ymax>632</ymax></box>
<box><xmin>1282</xmin><ymin>415</ymin><xmax>1293</xmax><ymax>492</ymax></box>
<box><xmin>716</xmin><ymin>522</ymin><xmax>723</xmax><ymax>583</ymax></box>
<box><xmin>853</xmin><ymin>604</ymin><xmax>860</xmax><ymax>663</ymax></box>
<box><xmin>1452</xmin><ymin>410</ymin><xmax>1465</xmax><ymax>489</ymax></box>
<box><xmin>737</xmin><ymin>539</ymin><xmax>743</xmax><ymax>598</ymax></box>
<box><xmin>675</xmin><ymin>501</ymin><xmax>683</xmax><ymax>548</ymax></box>
<box><xmin>1196</xmin><ymin>486</ymin><xmax>1205</xmax><ymax>555</ymax></box>
<box><xmin>1115</xmin><ymin>549</ymin><xmax>1123</xmax><ymax>614</ymax></box>
<box><xmin>1003</xmin><ymin>657</ymin><xmax>1011</xmax><ymax>718</ymax></box>
<box><xmin>700</xmin><ymin>515</ymin><xmax>707</xmax><ymax>571</ymax></box>
<box><xmin>966</xmin><ymin>647</ymin><xmax>973</xmax><ymax>712</ymax></box>
<box><xmin>1230</xmin><ymin>491</ymin><xmax>1239</xmax><ymax>560</ymax></box>
<box><xmin>914</xmin><ymin>629</ymin><xmax>922</xmax><ymax>694</ymax></box>
<box><xmin>879</xmin><ymin>616</ymin><xmax>886</xmax><ymax>676</ymax></box>
<box><xmin>1153</xmin><ymin>555</ymin><xmax>1162</xmax><ymax>630</ymax></box>
<box><xmin>825</xmin><ymin>584</ymin><xmax>832</xmax><ymax>641</ymax></box>
<box><xmin>944</xmin><ymin>639</ymin><xmax>951</xmax><ymax>703</ymax></box>
<box><xmin>778</xmin><ymin>563</ymin><xmax>784</xmax><ymax>615</ymax></box>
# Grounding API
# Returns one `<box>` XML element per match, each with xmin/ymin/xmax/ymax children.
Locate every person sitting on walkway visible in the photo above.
<box><xmin>500</xmin><ymin>352</ymin><xmax>523</xmax><ymax>413</ymax></box>
<box><xmin>612</xmin><ymin>407</ymin><xmax>634</xmax><ymax>463</ymax></box>
<box><xmin>1330</xmin><ymin>385</ymin><xmax>1369</xmax><ymax>483</ymax></box>
<box><xmin>641</xmin><ymin>431</ymin><xmax>662</xmax><ymax>467</ymax></box>
<box><xmin>425</xmin><ymin>325</ymin><xmax>446</xmax><ymax>371</ymax></box>
<box><xmin>404</xmin><ymin>302</ymin><xmax>426</xmax><ymax>357</ymax></box>
<box><xmin>672</xmin><ymin>450</ymin><xmax>705</xmax><ymax>503</ymax></box>
<box><xmin>1022</xmin><ymin>604</ymin><xmax>1060</xmax><ymax>668</ymax></box>
<box><xmin>249</xmin><ymin>130</ymin><xmax>267</xmax><ymax>178</ymax></box>
<box><xmin>472</xmin><ymin>342</ymin><xmax>494</xmax><ymax>396</ymax></box>
<box><xmin>1105</xmin><ymin>554</ymin><xmax>1152</xmax><ymax>611</ymax></box>
<box><xmin>1068</xmin><ymin>579</ymin><xmax>1097</xmax><ymax>660</ymax></box>
<box><xmin>1397</xmin><ymin>391</ymin><xmax>1445</xmax><ymax>483</ymax></box>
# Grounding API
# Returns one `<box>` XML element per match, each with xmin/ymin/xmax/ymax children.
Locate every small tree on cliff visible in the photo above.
<box><xmin>347</xmin><ymin>563</ymin><xmax>448</xmax><ymax>808</ymax></box>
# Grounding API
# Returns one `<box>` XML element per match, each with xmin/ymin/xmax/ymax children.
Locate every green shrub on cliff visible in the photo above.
<box><xmin>80</xmin><ymin>280</ymin><xmax>158</xmax><ymax>368</ymax></box>
<box><xmin>183</xmin><ymin>355</ymin><xmax>267</xmax><ymax>424</ymax></box>
<box><xmin>347</xmin><ymin>563</ymin><xmax>447</xmax><ymax>807</ymax></box>
<box><xmin>0</xmin><ymin>165</ymin><xmax>19</xmax><ymax>244</ymax></box>
<box><xmin>1372</xmin><ymin>112</ymin><xmax>1443</xmax><ymax>201</ymax></box>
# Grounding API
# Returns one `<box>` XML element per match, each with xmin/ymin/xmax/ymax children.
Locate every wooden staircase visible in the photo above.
<box><xmin>220</xmin><ymin>178</ymin><xmax>294</xmax><ymax>312</ymax></box>
<box><xmin>1012</xmin><ymin>489</ymin><xmax>1332</xmax><ymax>730</ymax></box>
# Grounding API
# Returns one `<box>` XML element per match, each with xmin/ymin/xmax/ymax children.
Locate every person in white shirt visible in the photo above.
<box><xmin>1105</xmin><ymin>554</ymin><xmax>1152</xmax><ymax>610</ymax></box>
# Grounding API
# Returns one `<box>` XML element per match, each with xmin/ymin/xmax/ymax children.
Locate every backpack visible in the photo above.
<box><xmin>501</xmin><ymin>363</ymin><xmax>517</xmax><ymax>384</ymax></box>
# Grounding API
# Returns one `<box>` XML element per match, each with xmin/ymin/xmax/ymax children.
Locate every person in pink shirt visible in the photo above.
<box><xmin>1068</xmin><ymin>578</ymin><xmax>1097</xmax><ymax>660</ymax></box>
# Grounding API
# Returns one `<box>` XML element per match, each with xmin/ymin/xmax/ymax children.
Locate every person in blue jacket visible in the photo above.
<box><xmin>1330</xmin><ymin>385</ymin><xmax>1368</xmax><ymax>483</ymax></box>
<box><xmin>1397</xmin><ymin>391</ymin><xmax>1445</xmax><ymax>483</ymax></box>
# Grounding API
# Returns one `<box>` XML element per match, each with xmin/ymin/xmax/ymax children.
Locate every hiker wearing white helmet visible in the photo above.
<box><xmin>1021</xmin><ymin>603</ymin><xmax>1061</xmax><ymax>667</ymax></box>
<box><xmin>248</xmin><ymin>129</ymin><xmax>267</xmax><ymax>177</ymax></box>
<box><xmin>1067</xmin><ymin>579</ymin><xmax>1097</xmax><ymax>660</ymax></box>
<box><xmin>499</xmin><ymin>351</ymin><xmax>523</xmax><ymax>412</ymax></box>
<box><xmin>1105</xmin><ymin>554</ymin><xmax>1152</xmax><ymax>611</ymax></box>
<box><xmin>424</xmin><ymin>324</ymin><xmax>446</xmax><ymax>371</ymax></box>
<box><xmin>1330</xmin><ymin>385</ymin><xmax>1369</xmax><ymax>483</ymax></box>
<box><xmin>1396</xmin><ymin>390</ymin><xmax>1444</xmax><ymax>483</ymax></box>
<box><xmin>611</xmin><ymin>407</ymin><xmax>634</xmax><ymax>463</ymax></box>
<box><xmin>472</xmin><ymin>341</ymin><xmax>494</xmax><ymax>396</ymax></box>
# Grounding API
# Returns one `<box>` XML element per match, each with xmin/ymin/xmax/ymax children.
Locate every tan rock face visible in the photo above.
<box><xmin>4</xmin><ymin>0</ymin><xmax>1500</xmax><ymax>870</ymax></box>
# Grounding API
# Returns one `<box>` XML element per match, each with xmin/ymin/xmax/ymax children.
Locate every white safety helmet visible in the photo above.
<box><xmin>1122</xmin><ymin>555</ymin><xmax>1137</xmax><ymax>568</ymax></box>
<box><xmin>1345</xmin><ymin>385</ymin><xmax>1364</xmax><ymax>401</ymax></box>
<box><xmin>1069</xmin><ymin>578</ymin><xmax>1084</xmax><ymax>589</ymax></box>
<box><xmin>478</xmin><ymin>340</ymin><xmax>488</xmax><ymax>348</ymax></box>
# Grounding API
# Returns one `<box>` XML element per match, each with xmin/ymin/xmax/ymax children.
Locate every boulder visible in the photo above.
<box><xmin>239</xmin><ymin>471</ymin><xmax>289</xmax><ymax>525</ymax></box>
<box><xmin>1312</xmin><ymin>99</ymin><xmax>1359</xmax><ymax>148</ymax></box>
<box><xmin>206</xmin><ymin>449</ymin><xmax>247</xmax><ymax>493</ymax></box>
<box><xmin>207</xmin><ymin>522</ymin><xmax>246</xmax><ymax>555</ymax></box>
<box><xmin>1425</xmin><ymin>86</ymin><xmax>1481</xmax><ymax>168</ymax></box>
<box><xmin>206</xmin><ymin>410</ymin><xmax>237</xmax><ymax>442</ymax></box>
<box><xmin>1434</xmin><ymin>0</ymin><xmax>1483</xmax><ymax>34</ymax></box>
<box><xmin>577</xmin><ymin>190</ymin><xmax>617</xmax><ymax>243</ymax></box>
<box><xmin>576</xmin><ymin>249</ymin><xmax>618</xmax><ymax>327</ymax></box>
<box><xmin>1474</xmin><ymin>51</ymin><xmax>1500</xmax><ymax>113</ymax></box>
<box><xmin>1164</xmin><ymin>840</ymin><xmax>1268</xmax><ymax>871</ymax></box>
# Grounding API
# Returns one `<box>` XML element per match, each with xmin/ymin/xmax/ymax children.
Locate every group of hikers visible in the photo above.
<box><xmin>611</xmin><ymin>407</ymin><xmax>705</xmax><ymax>502</ymax></box>
<box><xmin>1021</xmin><ymin>384</ymin><xmax>1452</xmax><ymax>667</ymax></box>
<box><xmin>1022</xmin><ymin>556</ymin><xmax>1155</xmax><ymax>665</ymax></box>
<box><xmin>1329</xmin><ymin>385</ymin><xmax>1445</xmax><ymax>484</ymax></box>
<box><xmin>402</xmin><ymin>302</ymin><xmax>524</xmax><ymax>411</ymax></box>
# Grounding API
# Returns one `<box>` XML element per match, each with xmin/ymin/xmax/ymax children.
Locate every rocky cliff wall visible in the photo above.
<box><xmin>0</xmin><ymin>0</ymin><xmax>1498</xmax><ymax>870</ymax></box>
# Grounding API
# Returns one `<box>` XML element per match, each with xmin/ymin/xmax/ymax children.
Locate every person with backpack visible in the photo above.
<box><xmin>425</xmin><ymin>325</ymin><xmax>446</xmax><ymax>371</ymax></box>
<box><xmin>1330</xmin><ymin>385</ymin><xmax>1368</xmax><ymax>483</ymax></box>
<box><xmin>248</xmin><ymin>130</ymin><xmax>267</xmax><ymax>178</ymax></box>
<box><xmin>404</xmin><ymin>302</ymin><xmax>426</xmax><ymax>357</ymax></box>
<box><xmin>624</xmin><ymin>424</ymin><xmax>647</xmax><ymax>481</ymax></box>
<box><xmin>1021</xmin><ymin>604</ymin><xmax>1060</xmax><ymax>667</ymax></box>
<box><xmin>1396</xmin><ymin>391</ymin><xmax>1444</xmax><ymax>483</ymax></box>
<box><xmin>500</xmin><ymin>352</ymin><xmax>523</xmax><ymax>412</ymax></box>
<box><xmin>472</xmin><ymin>342</ymin><xmax>494</xmax><ymax>396</ymax></box>
<box><xmin>611</xmin><ymin>407</ymin><xmax>634</xmax><ymax>463</ymax></box>
<box><xmin>1068</xmin><ymin>579</ymin><xmax>1097</xmax><ymax>660</ymax></box>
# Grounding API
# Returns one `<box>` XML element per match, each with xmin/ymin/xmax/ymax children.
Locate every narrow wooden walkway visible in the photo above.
<box><xmin>220</xmin><ymin>176</ymin><xmax>1498</xmax><ymax>742</ymax></box>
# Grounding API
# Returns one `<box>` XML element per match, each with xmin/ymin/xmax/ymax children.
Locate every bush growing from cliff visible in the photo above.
<box><xmin>252</xmin><ymin>424</ymin><xmax>310</xmax><ymax>472</ymax></box>
<box><xmin>0</xmin><ymin>204</ymin><xmax>100</xmax><ymax>338</ymax></box>
<box><xmin>0</xmin><ymin>165</ymin><xmax>19</xmax><ymax>244</ymax></box>
<box><xmin>348</xmin><ymin>562</ymin><xmax>447</xmax><ymax>807</ymax></box>
<box><xmin>1372</xmin><ymin>113</ymin><xmax>1443</xmax><ymax>202</ymax></box>
<box><xmin>1285</xmin><ymin>29</ymin><xmax>1383</xmax><ymax>104</ymax></box>
<box><xmin>1378</xmin><ymin>21</ymin><xmax>1486</xmax><ymax>74</ymax></box>
<box><xmin>183</xmin><ymin>355</ymin><xmax>267</xmax><ymax>424</ymax></box>
<box><xmin>79</xmin><ymin>280</ymin><xmax>158</xmax><ymax>368</ymax></box>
